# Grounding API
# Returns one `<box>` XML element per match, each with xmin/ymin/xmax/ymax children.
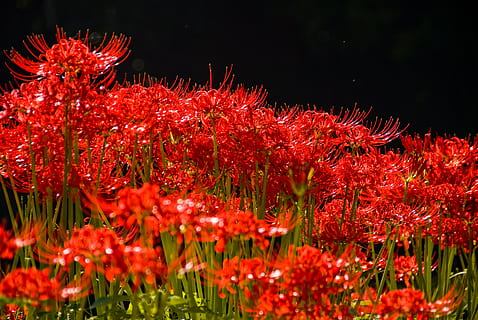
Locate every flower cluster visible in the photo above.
<box><xmin>361</xmin><ymin>287</ymin><xmax>463</xmax><ymax>320</ymax></box>
<box><xmin>92</xmin><ymin>183</ymin><xmax>289</xmax><ymax>252</ymax></box>
<box><xmin>51</xmin><ymin>224</ymin><xmax>167</xmax><ymax>289</ymax></box>
<box><xmin>0</xmin><ymin>224</ymin><xmax>35</xmax><ymax>259</ymax></box>
<box><xmin>210</xmin><ymin>245</ymin><xmax>362</xmax><ymax>319</ymax></box>
<box><xmin>0</xmin><ymin>28</ymin><xmax>473</xmax><ymax>319</ymax></box>
<box><xmin>0</xmin><ymin>268</ymin><xmax>61</xmax><ymax>309</ymax></box>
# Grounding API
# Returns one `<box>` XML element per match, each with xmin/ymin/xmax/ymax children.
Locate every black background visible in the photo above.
<box><xmin>1</xmin><ymin>0</ymin><xmax>477</xmax><ymax>137</ymax></box>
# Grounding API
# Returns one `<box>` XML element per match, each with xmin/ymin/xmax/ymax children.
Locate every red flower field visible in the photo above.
<box><xmin>0</xmin><ymin>28</ymin><xmax>476</xmax><ymax>319</ymax></box>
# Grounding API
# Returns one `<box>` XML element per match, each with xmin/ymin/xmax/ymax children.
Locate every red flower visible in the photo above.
<box><xmin>0</xmin><ymin>268</ymin><xmax>60</xmax><ymax>309</ymax></box>
<box><xmin>0</xmin><ymin>223</ymin><xmax>36</xmax><ymax>259</ymax></box>
<box><xmin>53</xmin><ymin>224</ymin><xmax>127</xmax><ymax>281</ymax></box>
<box><xmin>210</xmin><ymin>244</ymin><xmax>362</xmax><ymax>319</ymax></box>
<box><xmin>393</xmin><ymin>255</ymin><xmax>421</xmax><ymax>287</ymax></box>
<box><xmin>2</xmin><ymin>304</ymin><xmax>25</xmax><ymax>320</ymax></box>
<box><xmin>51</xmin><ymin>224</ymin><xmax>167</xmax><ymax>289</ymax></box>
<box><xmin>0</xmin><ymin>28</ymin><xmax>131</xmax><ymax>196</ymax></box>
<box><xmin>6</xmin><ymin>27</ymin><xmax>129</xmax><ymax>85</ymax></box>
<box><xmin>371</xmin><ymin>288</ymin><xmax>462</xmax><ymax>320</ymax></box>
<box><xmin>88</xmin><ymin>184</ymin><xmax>290</xmax><ymax>252</ymax></box>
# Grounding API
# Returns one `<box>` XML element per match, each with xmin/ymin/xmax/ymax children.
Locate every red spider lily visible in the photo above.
<box><xmin>333</xmin><ymin>149</ymin><xmax>404</xmax><ymax>193</ymax></box>
<box><xmin>114</xmin><ymin>182</ymin><xmax>163</xmax><ymax>213</ymax></box>
<box><xmin>0</xmin><ymin>28</ymin><xmax>131</xmax><ymax>196</ymax></box>
<box><xmin>5</xmin><ymin>27</ymin><xmax>130</xmax><ymax>85</ymax></box>
<box><xmin>330</xmin><ymin>107</ymin><xmax>404</xmax><ymax>152</ymax></box>
<box><xmin>393</xmin><ymin>255</ymin><xmax>421</xmax><ymax>287</ymax></box>
<box><xmin>401</xmin><ymin>134</ymin><xmax>477</xmax><ymax>201</ymax></box>
<box><xmin>122</xmin><ymin>244</ymin><xmax>168</xmax><ymax>289</ymax></box>
<box><xmin>364</xmin><ymin>202</ymin><xmax>432</xmax><ymax>243</ymax></box>
<box><xmin>371</xmin><ymin>252</ymin><xmax>437</xmax><ymax>288</ymax></box>
<box><xmin>209</xmin><ymin>244</ymin><xmax>362</xmax><ymax>319</ymax></box>
<box><xmin>0</xmin><ymin>268</ymin><xmax>61</xmax><ymax>310</ymax></box>
<box><xmin>315</xmin><ymin>199</ymin><xmax>371</xmax><ymax>244</ymax></box>
<box><xmin>51</xmin><ymin>224</ymin><xmax>127</xmax><ymax>281</ymax></box>
<box><xmin>151</xmin><ymin>192</ymin><xmax>290</xmax><ymax>251</ymax></box>
<box><xmin>197</xmin><ymin>209</ymin><xmax>289</xmax><ymax>253</ymax></box>
<box><xmin>49</xmin><ymin>224</ymin><xmax>167</xmax><ymax>289</ymax></box>
<box><xmin>208</xmin><ymin>256</ymin><xmax>268</xmax><ymax>298</ymax></box>
<box><xmin>317</xmin><ymin>215</ymin><xmax>371</xmax><ymax>244</ymax></box>
<box><xmin>0</xmin><ymin>223</ymin><xmax>36</xmax><ymax>259</ymax></box>
<box><xmin>398</xmin><ymin>134</ymin><xmax>478</xmax><ymax>249</ymax></box>
<box><xmin>254</xmin><ymin>244</ymin><xmax>362</xmax><ymax>319</ymax></box>
<box><xmin>84</xmin><ymin>183</ymin><xmax>290</xmax><ymax>251</ymax></box>
<box><xmin>423</xmin><ymin>136</ymin><xmax>477</xmax><ymax>186</ymax></box>
<box><xmin>367</xmin><ymin>287</ymin><xmax>463</xmax><ymax>320</ymax></box>
<box><xmin>427</xmin><ymin>216</ymin><xmax>478</xmax><ymax>250</ymax></box>
<box><xmin>2</xmin><ymin>304</ymin><xmax>26</xmax><ymax>320</ymax></box>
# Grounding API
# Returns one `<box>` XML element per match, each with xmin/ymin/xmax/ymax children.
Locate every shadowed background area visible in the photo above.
<box><xmin>0</xmin><ymin>0</ymin><xmax>476</xmax><ymax>136</ymax></box>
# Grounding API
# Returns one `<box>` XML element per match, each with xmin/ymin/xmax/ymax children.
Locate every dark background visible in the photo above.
<box><xmin>1</xmin><ymin>0</ymin><xmax>477</xmax><ymax>137</ymax></box>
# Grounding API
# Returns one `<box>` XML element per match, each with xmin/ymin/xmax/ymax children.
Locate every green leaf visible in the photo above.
<box><xmin>90</xmin><ymin>295</ymin><xmax>131</xmax><ymax>310</ymax></box>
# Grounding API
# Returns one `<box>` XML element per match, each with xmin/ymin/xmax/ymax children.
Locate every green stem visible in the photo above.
<box><xmin>26</xmin><ymin>124</ymin><xmax>40</xmax><ymax>219</ymax></box>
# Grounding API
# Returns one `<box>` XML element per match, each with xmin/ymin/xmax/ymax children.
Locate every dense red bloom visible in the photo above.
<box><xmin>0</xmin><ymin>268</ymin><xmax>61</xmax><ymax>309</ymax></box>
<box><xmin>393</xmin><ymin>255</ymin><xmax>420</xmax><ymax>287</ymax></box>
<box><xmin>211</xmin><ymin>245</ymin><xmax>362</xmax><ymax>319</ymax></box>
<box><xmin>371</xmin><ymin>253</ymin><xmax>436</xmax><ymax>288</ymax></box>
<box><xmin>197</xmin><ymin>209</ymin><xmax>289</xmax><ymax>253</ymax></box>
<box><xmin>1</xmin><ymin>304</ymin><xmax>25</xmax><ymax>320</ymax></box>
<box><xmin>88</xmin><ymin>184</ymin><xmax>290</xmax><ymax>252</ymax></box>
<box><xmin>55</xmin><ymin>225</ymin><xmax>126</xmax><ymax>278</ymax></box>
<box><xmin>315</xmin><ymin>199</ymin><xmax>371</xmax><ymax>244</ymax></box>
<box><xmin>0</xmin><ymin>224</ymin><xmax>36</xmax><ymax>259</ymax></box>
<box><xmin>1</xmin><ymin>27</ymin><xmax>476</xmax><ymax>319</ymax></box>
<box><xmin>370</xmin><ymin>288</ymin><xmax>462</xmax><ymax>320</ymax></box>
<box><xmin>122</xmin><ymin>244</ymin><xmax>167</xmax><ymax>288</ymax></box>
<box><xmin>52</xmin><ymin>224</ymin><xmax>167</xmax><ymax>288</ymax></box>
<box><xmin>113</xmin><ymin>183</ymin><xmax>163</xmax><ymax>229</ymax></box>
<box><xmin>250</xmin><ymin>245</ymin><xmax>362</xmax><ymax>320</ymax></box>
<box><xmin>210</xmin><ymin>256</ymin><xmax>267</xmax><ymax>298</ymax></box>
<box><xmin>0</xmin><ymin>28</ymin><xmax>131</xmax><ymax>196</ymax></box>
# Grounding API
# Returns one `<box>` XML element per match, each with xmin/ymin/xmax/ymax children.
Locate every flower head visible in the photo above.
<box><xmin>370</xmin><ymin>288</ymin><xmax>463</xmax><ymax>320</ymax></box>
<box><xmin>6</xmin><ymin>27</ymin><xmax>130</xmax><ymax>86</ymax></box>
<box><xmin>0</xmin><ymin>268</ymin><xmax>61</xmax><ymax>309</ymax></box>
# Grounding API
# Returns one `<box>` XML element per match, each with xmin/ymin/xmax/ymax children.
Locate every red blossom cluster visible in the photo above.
<box><xmin>210</xmin><ymin>245</ymin><xmax>361</xmax><ymax>319</ymax></box>
<box><xmin>0</xmin><ymin>28</ymin><xmax>406</xmax><ymax>200</ymax></box>
<box><xmin>0</xmin><ymin>267</ymin><xmax>81</xmax><ymax>310</ymax></box>
<box><xmin>91</xmin><ymin>183</ymin><xmax>289</xmax><ymax>252</ymax></box>
<box><xmin>209</xmin><ymin>244</ymin><xmax>460</xmax><ymax>320</ymax></box>
<box><xmin>359</xmin><ymin>287</ymin><xmax>463</xmax><ymax>320</ymax></box>
<box><xmin>49</xmin><ymin>224</ymin><xmax>167</xmax><ymax>289</ymax></box>
<box><xmin>2</xmin><ymin>304</ymin><xmax>25</xmax><ymax>320</ymax></box>
<box><xmin>0</xmin><ymin>28</ymin><xmax>474</xmax><ymax>318</ymax></box>
<box><xmin>0</xmin><ymin>224</ymin><xmax>35</xmax><ymax>259</ymax></box>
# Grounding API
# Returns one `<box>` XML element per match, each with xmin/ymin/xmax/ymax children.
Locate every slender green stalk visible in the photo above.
<box><xmin>26</xmin><ymin>124</ymin><xmax>40</xmax><ymax>218</ymax></box>
<box><xmin>131</xmin><ymin>133</ymin><xmax>138</xmax><ymax>187</ymax></box>
<box><xmin>466</xmin><ymin>226</ymin><xmax>477</xmax><ymax>319</ymax></box>
<box><xmin>0</xmin><ymin>176</ymin><xmax>19</xmax><ymax>234</ymax></box>
<box><xmin>258</xmin><ymin>152</ymin><xmax>270</xmax><ymax>220</ymax></box>
<box><xmin>423</xmin><ymin>236</ymin><xmax>434</xmax><ymax>300</ymax></box>
<box><xmin>376</xmin><ymin>229</ymin><xmax>398</xmax><ymax>297</ymax></box>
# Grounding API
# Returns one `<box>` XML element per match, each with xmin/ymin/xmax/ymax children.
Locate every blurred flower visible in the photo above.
<box><xmin>0</xmin><ymin>268</ymin><xmax>60</xmax><ymax>309</ymax></box>
<box><xmin>370</xmin><ymin>288</ymin><xmax>462</xmax><ymax>320</ymax></box>
<box><xmin>0</xmin><ymin>223</ymin><xmax>36</xmax><ymax>259</ymax></box>
<box><xmin>51</xmin><ymin>224</ymin><xmax>167</xmax><ymax>289</ymax></box>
